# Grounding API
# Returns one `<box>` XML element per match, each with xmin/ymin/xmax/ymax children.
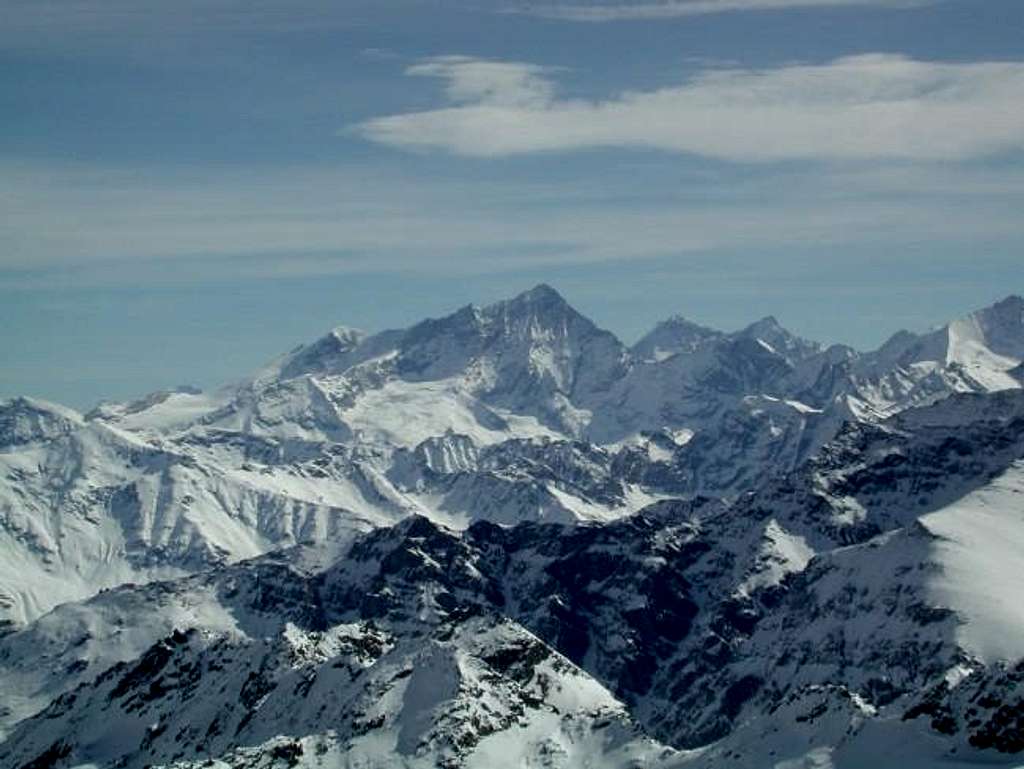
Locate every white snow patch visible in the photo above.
<box><xmin>740</xmin><ymin>519</ymin><xmax>815</xmax><ymax>594</ymax></box>
<box><xmin>342</xmin><ymin>378</ymin><xmax>562</xmax><ymax>448</ymax></box>
<box><xmin>920</xmin><ymin>461</ymin><xmax>1024</xmax><ymax>662</ymax></box>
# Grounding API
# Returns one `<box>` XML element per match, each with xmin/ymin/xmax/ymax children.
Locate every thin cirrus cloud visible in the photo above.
<box><xmin>2</xmin><ymin>159</ymin><xmax>1023</xmax><ymax>287</ymax></box>
<box><xmin>506</xmin><ymin>0</ymin><xmax>935</xmax><ymax>22</ymax></box>
<box><xmin>355</xmin><ymin>54</ymin><xmax>1024</xmax><ymax>162</ymax></box>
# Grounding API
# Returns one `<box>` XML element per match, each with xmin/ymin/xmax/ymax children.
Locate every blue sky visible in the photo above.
<box><xmin>2</xmin><ymin>0</ymin><xmax>1023</xmax><ymax>408</ymax></box>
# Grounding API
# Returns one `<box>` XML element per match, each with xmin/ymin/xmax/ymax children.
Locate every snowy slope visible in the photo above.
<box><xmin>4</xmin><ymin>399</ymin><xmax>1024</xmax><ymax>767</ymax></box>
<box><xmin>0</xmin><ymin>529</ymin><xmax>673</xmax><ymax>769</ymax></box>
<box><xmin>2</xmin><ymin>287</ymin><xmax>1024</xmax><ymax>768</ymax></box>
<box><xmin>920</xmin><ymin>461</ymin><xmax>1024</xmax><ymax>663</ymax></box>
<box><xmin>3</xmin><ymin>289</ymin><xmax>1022</xmax><ymax>624</ymax></box>
<box><xmin>0</xmin><ymin>402</ymin><xmax>405</xmax><ymax>626</ymax></box>
<box><xmin>843</xmin><ymin>294</ymin><xmax>1024</xmax><ymax>417</ymax></box>
<box><xmin>80</xmin><ymin>287</ymin><xmax>1024</xmax><ymax>507</ymax></box>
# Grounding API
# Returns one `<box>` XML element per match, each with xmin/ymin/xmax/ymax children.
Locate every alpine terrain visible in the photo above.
<box><xmin>2</xmin><ymin>285</ymin><xmax>1024</xmax><ymax>769</ymax></box>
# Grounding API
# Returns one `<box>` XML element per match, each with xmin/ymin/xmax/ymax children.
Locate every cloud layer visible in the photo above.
<box><xmin>357</xmin><ymin>53</ymin><xmax>1024</xmax><ymax>162</ymax></box>
<box><xmin>508</xmin><ymin>0</ymin><xmax>932</xmax><ymax>22</ymax></box>
<box><xmin>3</xmin><ymin>158</ymin><xmax>1023</xmax><ymax>288</ymax></box>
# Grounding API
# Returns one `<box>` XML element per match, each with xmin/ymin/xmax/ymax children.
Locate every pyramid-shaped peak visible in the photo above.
<box><xmin>519</xmin><ymin>283</ymin><xmax>565</xmax><ymax>303</ymax></box>
<box><xmin>632</xmin><ymin>315</ymin><xmax>723</xmax><ymax>361</ymax></box>
<box><xmin>739</xmin><ymin>315</ymin><xmax>783</xmax><ymax>335</ymax></box>
<box><xmin>480</xmin><ymin>283</ymin><xmax>590</xmax><ymax>330</ymax></box>
<box><xmin>397</xmin><ymin>285</ymin><xmax>597</xmax><ymax>355</ymax></box>
<box><xmin>496</xmin><ymin>283</ymin><xmax>574</xmax><ymax>314</ymax></box>
<box><xmin>735</xmin><ymin>315</ymin><xmax>821</xmax><ymax>361</ymax></box>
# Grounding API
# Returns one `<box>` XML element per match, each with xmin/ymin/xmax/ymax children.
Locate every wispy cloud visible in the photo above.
<box><xmin>356</xmin><ymin>53</ymin><xmax>1024</xmax><ymax>162</ymax></box>
<box><xmin>0</xmin><ymin>0</ymin><xmax>376</xmax><ymax>56</ymax></box>
<box><xmin>507</xmin><ymin>0</ymin><xmax>934</xmax><ymax>22</ymax></box>
<box><xmin>2</xmin><ymin>159</ymin><xmax>1023</xmax><ymax>288</ymax></box>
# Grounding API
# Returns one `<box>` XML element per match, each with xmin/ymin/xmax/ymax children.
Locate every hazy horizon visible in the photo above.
<box><xmin>4</xmin><ymin>283</ymin><xmax>1021</xmax><ymax>411</ymax></box>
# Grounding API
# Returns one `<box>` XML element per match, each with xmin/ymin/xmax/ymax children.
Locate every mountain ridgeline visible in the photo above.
<box><xmin>1</xmin><ymin>286</ymin><xmax>1024</xmax><ymax>769</ymax></box>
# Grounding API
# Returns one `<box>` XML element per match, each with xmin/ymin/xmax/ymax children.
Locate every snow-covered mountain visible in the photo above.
<box><xmin>0</xmin><ymin>532</ymin><xmax>670</xmax><ymax>768</ymax></box>
<box><xmin>2</xmin><ymin>286</ymin><xmax>1024</xmax><ymax>768</ymax></box>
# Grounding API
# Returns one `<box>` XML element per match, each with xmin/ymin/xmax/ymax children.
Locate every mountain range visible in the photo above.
<box><xmin>1</xmin><ymin>285</ymin><xmax>1023</xmax><ymax>769</ymax></box>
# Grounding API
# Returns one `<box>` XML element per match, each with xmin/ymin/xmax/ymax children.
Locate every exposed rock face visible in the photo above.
<box><xmin>0</xmin><ymin>397</ymin><xmax>83</xmax><ymax>451</ymax></box>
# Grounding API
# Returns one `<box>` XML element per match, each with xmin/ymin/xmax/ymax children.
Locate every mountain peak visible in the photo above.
<box><xmin>956</xmin><ymin>293</ymin><xmax>1024</xmax><ymax>362</ymax></box>
<box><xmin>275</xmin><ymin>325</ymin><xmax>368</xmax><ymax>381</ymax></box>
<box><xmin>478</xmin><ymin>283</ymin><xmax>590</xmax><ymax>334</ymax></box>
<box><xmin>518</xmin><ymin>283</ymin><xmax>565</xmax><ymax>303</ymax></box>
<box><xmin>973</xmin><ymin>294</ymin><xmax>1024</xmax><ymax>326</ymax></box>
<box><xmin>660</xmin><ymin>314</ymin><xmax>719</xmax><ymax>333</ymax></box>
<box><xmin>632</xmin><ymin>315</ymin><xmax>723</xmax><ymax>361</ymax></box>
<box><xmin>739</xmin><ymin>315</ymin><xmax>782</xmax><ymax>337</ymax></box>
<box><xmin>735</xmin><ymin>315</ymin><xmax>820</xmax><ymax>362</ymax></box>
<box><xmin>493</xmin><ymin>283</ymin><xmax>574</xmax><ymax>317</ymax></box>
<box><xmin>993</xmin><ymin>294</ymin><xmax>1024</xmax><ymax>309</ymax></box>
